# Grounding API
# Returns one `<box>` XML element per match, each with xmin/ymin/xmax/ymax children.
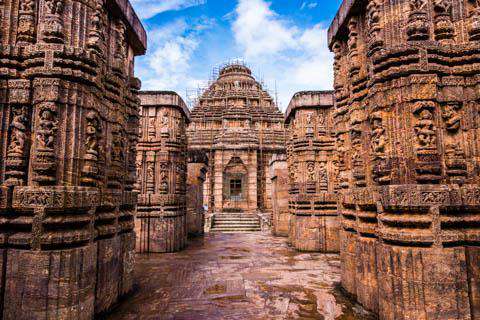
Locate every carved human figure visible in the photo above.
<box><xmin>370</xmin><ymin>113</ymin><xmax>386</xmax><ymax>154</ymax></box>
<box><xmin>414</xmin><ymin>109</ymin><xmax>437</xmax><ymax>148</ymax></box>
<box><xmin>87</xmin><ymin>0</ymin><xmax>105</xmax><ymax>52</ymax></box>
<box><xmin>434</xmin><ymin>0</ymin><xmax>452</xmax><ymax>13</ymax></box>
<box><xmin>43</xmin><ymin>0</ymin><xmax>64</xmax><ymax>42</ymax></box>
<box><xmin>37</xmin><ymin>108</ymin><xmax>57</xmax><ymax>150</ymax></box>
<box><xmin>318</xmin><ymin>162</ymin><xmax>328</xmax><ymax>191</ymax></box>
<box><xmin>112</xmin><ymin>130</ymin><xmax>125</xmax><ymax>162</ymax></box>
<box><xmin>85</xmin><ymin>111</ymin><xmax>100</xmax><ymax>159</ymax></box>
<box><xmin>148</xmin><ymin>117</ymin><xmax>156</xmax><ymax>139</ymax></box>
<box><xmin>307</xmin><ymin>162</ymin><xmax>315</xmax><ymax>181</ymax></box>
<box><xmin>8</xmin><ymin>107</ymin><xmax>28</xmax><ymax>156</ymax></box>
<box><xmin>442</xmin><ymin>103</ymin><xmax>461</xmax><ymax>132</ymax></box>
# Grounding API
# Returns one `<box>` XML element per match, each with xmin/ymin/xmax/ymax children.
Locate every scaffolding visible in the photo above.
<box><xmin>185</xmin><ymin>59</ymin><xmax>278</xmax><ymax>110</ymax></box>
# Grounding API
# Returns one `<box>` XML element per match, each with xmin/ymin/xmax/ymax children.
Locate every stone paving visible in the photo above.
<box><xmin>105</xmin><ymin>233</ymin><xmax>375</xmax><ymax>320</ymax></box>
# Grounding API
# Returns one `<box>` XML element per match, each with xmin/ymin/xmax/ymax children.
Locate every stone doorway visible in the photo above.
<box><xmin>222</xmin><ymin>156</ymin><xmax>248</xmax><ymax>212</ymax></box>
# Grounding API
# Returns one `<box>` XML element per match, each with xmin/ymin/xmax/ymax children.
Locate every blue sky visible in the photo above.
<box><xmin>131</xmin><ymin>0</ymin><xmax>343</xmax><ymax>110</ymax></box>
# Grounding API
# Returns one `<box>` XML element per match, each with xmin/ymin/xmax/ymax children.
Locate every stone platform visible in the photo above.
<box><xmin>105</xmin><ymin>233</ymin><xmax>374</xmax><ymax>319</ymax></box>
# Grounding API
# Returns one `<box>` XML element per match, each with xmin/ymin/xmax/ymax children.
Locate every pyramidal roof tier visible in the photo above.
<box><xmin>190</xmin><ymin>64</ymin><xmax>284</xmax><ymax>125</ymax></box>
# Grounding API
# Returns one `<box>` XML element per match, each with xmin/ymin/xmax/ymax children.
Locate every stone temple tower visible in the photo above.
<box><xmin>188</xmin><ymin>63</ymin><xmax>285</xmax><ymax>225</ymax></box>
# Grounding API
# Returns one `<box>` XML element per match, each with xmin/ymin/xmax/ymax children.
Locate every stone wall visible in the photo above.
<box><xmin>135</xmin><ymin>91</ymin><xmax>189</xmax><ymax>253</ymax></box>
<box><xmin>0</xmin><ymin>0</ymin><xmax>146</xmax><ymax>317</ymax></box>
<box><xmin>285</xmin><ymin>91</ymin><xmax>339</xmax><ymax>253</ymax></box>
<box><xmin>328</xmin><ymin>0</ymin><xmax>480</xmax><ymax>318</ymax></box>
<box><xmin>187</xmin><ymin>151</ymin><xmax>208</xmax><ymax>237</ymax></box>
<box><xmin>269</xmin><ymin>154</ymin><xmax>289</xmax><ymax>237</ymax></box>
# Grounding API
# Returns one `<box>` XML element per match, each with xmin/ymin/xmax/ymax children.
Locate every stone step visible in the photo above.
<box><xmin>213</xmin><ymin>223</ymin><xmax>260</xmax><ymax>228</ymax></box>
<box><xmin>214</xmin><ymin>218</ymin><xmax>260</xmax><ymax>222</ymax></box>
<box><xmin>210</xmin><ymin>228</ymin><xmax>261</xmax><ymax>232</ymax></box>
<box><xmin>210</xmin><ymin>213</ymin><xmax>262</xmax><ymax>233</ymax></box>
<box><xmin>213</xmin><ymin>220</ymin><xmax>259</xmax><ymax>224</ymax></box>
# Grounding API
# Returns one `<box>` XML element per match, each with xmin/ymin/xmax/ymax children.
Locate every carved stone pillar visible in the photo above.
<box><xmin>135</xmin><ymin>91</ymin><xmax>189</xmax><ymax>253</ymax></box>
<box><xmin>269</xmin><ymin>154</ymin><xmax>289</xmax><ymax>237</ymax></box>
<box><xmin>329</xmin><ymin>0</ymin><xmax>480</xmax><ymax>318</ymax></box>
<box><xmin>187</xmin><ymin>151</ymin><xmax>208</xmax><ymax>237</ymax></box>
<box><xmin>0</xmin><ymin>0</ymin><xmax>146</xmax><ymax>317</ymax></box>
<box><xmin>285</xmin><ymin>91</ymin><xmax>339</xmax><ymax>253</ymax></box>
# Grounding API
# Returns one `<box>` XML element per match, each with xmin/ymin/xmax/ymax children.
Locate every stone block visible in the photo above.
<box><xmin>3</xmin><ymin>245</ymin><xmax>96</xmax><ymax>320</ymax></box>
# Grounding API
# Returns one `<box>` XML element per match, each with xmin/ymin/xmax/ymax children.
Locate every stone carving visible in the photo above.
<box><xmin>413</xmin><ymin>102</ymin><xmax>437</xmax><ymax>150</ymax></box>
<box><xmin>468</xmin><ymin>0</ymin><xmax>480</xmax><ymax>40</ymax></box>
<box><xmin>442</xmin><ymin>102</ymin><xmax>461</xmax><ymax>132</ymax></box>
<box><xmin>135</xmin><ymin>92</ymin><xmax>189</xmax><ymax>253</ymax></box>
<box><xmin>87</xmin><ymin>0</ymin><xmax>105</xmax><ymax>54</ymax></box>
<box><xmin>17</xmin><ymin>0</ymin><xmax>36</xmax><ymax>43</ymax></box>
<box><xmin>328</xmin><ymin>1</ymin><xmax>480</xmax><ymax>318</ymax></box>
<box><xmin>33</xmin><ymin>103</ymin><xmax>58</xmax><ymax>185</ymax></box>
<box><xmin>81</xmin><ymin>111</ymin><xmax>101</xmax><ymax>186</ymax></box>
<box><xmin>433</xmin><ymin>0</ymin><xmax>455</xmax><ymax>42</ymax></box>
<box><xmin>286</xmin><ymin>91</ymin><xmax>339</xmax><ymax>253</ymax></box>
<box><xmin>347</xmin><ymin>18</ymin><xmax>360</xmax><ymax>77</ymax></box>
<box><xmin>370</xmin><ymin>111</ymin><xmax>386</xmax><ymax>154</ymax></box>
<box><xmin>43</xmin><ymin>0</ymin><xmax>64</xmax><ymax>43</ymax></box>
<box><xmin>186</xmin><ymin>64</ymin><xmax>285</xmax><ymax>215</ymax></box>
<box><xmin>0</xmin><ymin>0</ymin><xmax>146</xmax><ymax>316</ymax></box>
<box><xmin>4</xmin><ymin>106</ymin><xmax>29</xmax><ymax>185</ymax></box>
<box><xmin>407</xmin><ymin>0</ymin><xmax>429</xmax><ymax>41</ymax></box>
<box><xmin>366</xmin><ymin>0</ymin><xmax>383</xmax><ymax>54</ymax></box>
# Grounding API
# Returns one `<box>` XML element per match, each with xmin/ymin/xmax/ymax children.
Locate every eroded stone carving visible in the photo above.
<box><xmin>135</xmin><ymin>91</ymin><xmax>189</xmax><ymax>253</ymax></box>
<box><xmin>0</xmin><ymin>0</ymin><xmax>146</xmax><ymax>317</ymax></box>
<box><xmin>328</xmin><ymin>0</ymin><xmax>480</xmax><ymax>318</ymax></box>
<box><xmin>286</xmin><ymin>91</ymin><xmax>339</xmax><ymax>253</ymax></box>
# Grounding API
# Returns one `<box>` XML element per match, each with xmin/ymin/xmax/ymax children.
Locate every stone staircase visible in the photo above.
<box><xmin>210</xmin><ymin>213</ymin><xmax>262</xmax><ymax>233</ymax></box>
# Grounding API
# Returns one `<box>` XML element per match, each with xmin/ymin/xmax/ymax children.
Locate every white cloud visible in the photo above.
<box><xmin>136</xmin><ymin>17</ymin><xmax>215</xmax><ymax>95</ymax></box>
<box><xmin>301</xmin><ymin>1</ymin><xmax>318</xmax><ymax>10</ymax></box>
<box><xmin>232</xmin><ymin>0</ymin><xmax>333</xmax><ymax>110</ymax></box>
<box><xmin>131</xmin><ymin>0</ymin><xmax>206</xmax><ymax>20</ymax></box>
<box><xmin>232</xmin><ymin>0</ymin><xmax>298</xmax><ymax>59</ymax></box>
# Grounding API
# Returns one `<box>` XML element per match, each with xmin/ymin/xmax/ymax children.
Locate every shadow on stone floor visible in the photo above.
<box><xmin>102</xmin><ymin>233</ymin><xmax>376</xmax><ymax>320</ymax></box>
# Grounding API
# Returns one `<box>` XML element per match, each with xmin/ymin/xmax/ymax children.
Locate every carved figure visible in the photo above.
<box><xmin>8</xmin><ymin>107</ymin><xmax>28</xmax><ymax>156</ymax></box>
<box><xmin>37</xmin><ymin>108</ymin><xmax>57</xmax><ymax>150</ymax></box>
<box><xmin>442</xmin><ymin>103</ymin><xmax>461</xmax><ymax>132</ymax></box>
<box><xmin>414</xmin><ymin>109</ymin><xmax>437</xmax><ymax>148</ymax></box>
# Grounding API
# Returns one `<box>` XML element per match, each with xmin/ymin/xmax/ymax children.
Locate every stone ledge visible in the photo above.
<box><xmin>107</xmin><ymin>0</ymin><xmax>147</xmax><ymax>55</ymax></box>
<box><xmin>285</xmin><ymin>90</ymin><xmax>334</xmax><ymax>123</ymax></box>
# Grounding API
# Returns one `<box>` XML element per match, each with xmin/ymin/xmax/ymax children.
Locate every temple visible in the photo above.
<box><xmin>1</xmin><ymin>0</ymin><xmax>480</xmax><ymax>318</ymax></box>
<box><xmin>187</xmin><ymin>63</ymin><xmax>285</xmax><ymax>230</ymax></box>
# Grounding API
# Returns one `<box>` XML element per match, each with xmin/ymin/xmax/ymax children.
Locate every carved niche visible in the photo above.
<box><xmin>81</xmin><ymin>111</ymin><xmax>101</xmax><ymax>186</ymax></box>
<box><xmin>413</xmin><ymin>101</ymin><xmax>442</xmax><ymax>183</ymax></box>
<box><xmin>366</xmin><ymin>0</ymin><xmax>384</xmax><ymax>54</ymax></box>
<box><xmin>4</xmin><ymin>106</ymin><xmax>29</xmax><ymax>186</ymax></box>
<box><xmin>433</xmin><ymin>0</ymin><xmax>455</xmax><ymax>42</ymax></box>
<box><xmin>42</xmin><ymin>0</ymin><xmax>64</xmax><ymax>43</ymax></box>
<box><xmin>407</xmin><ymin>0</ymin><xmax>430</xmax><ymax>41</ymax></box>
<box><xmin>17</xmin><ymin>0</ymin><xmax>36</xmax><ymax>43</ymax></box>
<box><xmin>33</xmin><ymin>103</ymin><xmax>58</xmax><ymax>185</ymax></box>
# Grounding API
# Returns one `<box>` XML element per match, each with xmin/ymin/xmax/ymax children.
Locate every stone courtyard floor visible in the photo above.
<box><xmin>105</xmin><ymin>233</ymin><xmax>375</xmax><ymax>320</ymax></box>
